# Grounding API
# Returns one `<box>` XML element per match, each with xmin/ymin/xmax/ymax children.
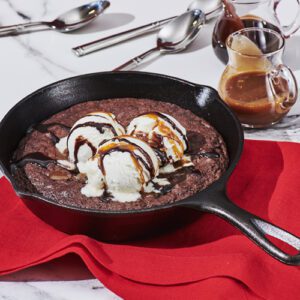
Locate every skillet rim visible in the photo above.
<box><xmin>0</xmin><ymin>71</ymin><xmax>244</xmax><ymax>215</ymax></box>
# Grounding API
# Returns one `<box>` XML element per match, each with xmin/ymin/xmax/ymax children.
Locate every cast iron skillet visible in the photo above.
<box><xmin>0</xmin><ymin>71</ymin><xmax>300</xmax><ymax>265</ymax></box>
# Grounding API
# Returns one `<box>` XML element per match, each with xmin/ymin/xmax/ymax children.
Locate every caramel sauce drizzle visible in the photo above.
<box><xmin>117</xmin><ymin>137</ymin><xmax>156</xmax><ymax>177</ymax></box>
<box><xmin>96</xmin><ymin>137</ymin><xmax>155</xmax><ymax>188</ymax></box>
<box><xmin>131</xmin><ymin>112</ymin><xmax>188</xmax><ymax>160</ymax></box>
<box><xmin>151</xmin><ymin>112</ymin><xmax>188</xmax><ymax>149</ymax></box>
<box><xmin>12</xmin><ymin>113</ymin><xmax>222</xmax><ymax>201</ymax></box>
<box><xmin>98</xmin><ymin>142</ymin><xmax>147</xmax><ymax>188</ymax></box>
<box><xmin>147</xmin><ymin>113</ymin><xmax>185</xmax><ymax>151</ymax></box>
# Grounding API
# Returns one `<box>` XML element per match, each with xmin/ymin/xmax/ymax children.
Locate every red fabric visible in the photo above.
<box><xmin>0</xmin><ymin>140</ymin><xmax>300</xmax><ymax>300</ymax></box>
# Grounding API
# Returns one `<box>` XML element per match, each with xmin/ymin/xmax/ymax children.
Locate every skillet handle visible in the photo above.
<box><xmin>184</xmin><ymin>190</ymin><xmax>300</xmax><ymax>265</ymax></box>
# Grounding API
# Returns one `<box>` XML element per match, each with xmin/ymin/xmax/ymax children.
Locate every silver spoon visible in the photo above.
<box><xmin>113</xmin><ymin>10</ymin><xmax>206</xmax><ymax>71</ymax></box>
<box><xmin>73</xmin><ymin>0</ymin><xmax>222</xmax><ymax>57</ymax></box>
<box><xmin>0</xmin><ymin>0</ymin><xmax>110</xmax><ymax>37</ymax></box>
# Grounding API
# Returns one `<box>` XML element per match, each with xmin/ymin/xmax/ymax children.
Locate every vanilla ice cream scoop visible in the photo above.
<box><xmin>127</xmin><ymin>112</ymin><xmax>188</xmax><ymax>165</ymax></box>
<box><xmin>77</xmin><ymin>135</ymin><xmax>160</xmax><ymax>202</ymax></box>
<box><xmin>56</xmin><ymin>112</ymin><xmax>125</xmax><ymax>164</ymax></box>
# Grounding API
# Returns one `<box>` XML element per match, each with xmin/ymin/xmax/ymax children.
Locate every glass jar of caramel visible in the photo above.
<box><xmin>218</xmin><ymin>28</ymin><xmax>298</xmax><ymax>128</ymax></box>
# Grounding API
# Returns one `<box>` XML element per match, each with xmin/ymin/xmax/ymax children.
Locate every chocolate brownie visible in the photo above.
<box><xmin>12</xmin><ymin>98</ymin><xmax>229</xmax><ymax>211</ymax></box>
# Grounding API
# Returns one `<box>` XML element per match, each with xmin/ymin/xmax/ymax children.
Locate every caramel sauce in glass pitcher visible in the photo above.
<box><xmin>223</xmin><ymin>71</ymin><xmax>290</xmax><ymax>127</ymax></box>
<box><xmin>218</xmin><ymin>28</ymin><xmax>298</xmax><ymax>128</ymax></box>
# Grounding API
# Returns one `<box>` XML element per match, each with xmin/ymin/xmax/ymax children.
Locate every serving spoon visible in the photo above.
<box><xmin>113</xmin><ymin>10</ymin><xmax>205</xmax><ymax>71</ymax></box>
<box><xmin>73</xmin><ymin>0</ymin><xmax>222</xmax><ymax>57</ymax></box>
<box><xmin>0</xmin><ymin>0</ymin><xmax>110</xmax><ymax>37</ymax></box>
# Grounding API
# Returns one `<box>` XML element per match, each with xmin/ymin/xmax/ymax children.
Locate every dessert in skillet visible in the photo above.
<box><xmin>11</xmin><ymin>98</ymin><xmax>228</xmax><ymax>210</ymax></box>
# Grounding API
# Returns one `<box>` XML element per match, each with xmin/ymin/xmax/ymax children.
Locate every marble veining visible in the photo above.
<box><xmin>0</xmin><ymin>280</ymin><xmax>119</xmax><ymax>300</ymax></box>
<box><xmin>14</xmin><ymin>36</ymin><xmax>76</xmax><ymax>76</ymax></box>
<box><xmin>1</xmin><ymin>0</ymin><xmax>76</xmax><ymax>77</ymax></box>
<box><xmin>0</xmin><ymin>0</ymin><xmax>299</xmax><ymax>299</ymax></box>
<box><xmin>5</xmin><ymin>0</ymin><xmax>34</xmax><ymax>21</ymax></box>
<box><xmin>245</xmin><ymin>113</ymin><xmax>300</xmax><ymax>142</ymax></box>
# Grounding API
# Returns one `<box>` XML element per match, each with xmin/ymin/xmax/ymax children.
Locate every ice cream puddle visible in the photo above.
<box><xmin>12</xmin><ymin>111</ymin><xmax>222</xmax><ymax>203</ymax></box>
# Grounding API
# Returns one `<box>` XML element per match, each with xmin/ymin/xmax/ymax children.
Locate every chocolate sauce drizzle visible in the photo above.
<box><xmin>11</xmin><ymin>152</ymin><xmax>56</xmax><ymax>170</ymax></box>
<box><xmin>68</xmin><ymin>121</ymin><xmax>118</xmax><ymax>138</ymax></box>
<box><xmin>131</xmin><ymin>112</ymin><xmax>189</xmax><ymax>151</ymax></box>
<box><xmin>12</xmin><ymin>115</ymin><xmax>222</xmax><ymax>202</ymax></box>
<box><xmin>11</xmin><ymin>151</ymin><xmax>80</xmax><ymax>177</ymax></box>
<box><xmin>27</xmin><ymin>123</ymin><xmax>71</xmax><ymax>144</ymax></box>
<box><xmin>152</xmin><ymin>112</ymin><xmax>189</xmax><ymax>149</ymax></box>
<box><xmin>68</xmin><ymin>121</ymin><xmax>119</xmax><ymax>164</ymax></box>
<box><xmin>118</xmin><ymin>137</ymin><xmax>156</xmax><ymax>177</ymax></box>
<box><xmin>73</xmin><ymin>136</ymin><xmax>97</xmax><ymax>164</ymax></box>
<box><xmin>101</xmin><ymin>189</ymin><xmax>113</xmax><ymax>202</ymax></box>
<box><xmin>98</xmin><ymin>137</ymin><xmax>156</xmax><ymax>180</ymax></box>
<box><xmin>151</xmin><ymin>179</ymin><xmax>173</xmax><ymax>196</ymax></box>
<box><xmin>154</xmin><ymin>149</ymin><xmax>169</xmax><ymax>166</ymax></box>
<box><xmin>12</xmin><ymin>122</ymin><xmax>71</xmax><ymax>172</ymax></box>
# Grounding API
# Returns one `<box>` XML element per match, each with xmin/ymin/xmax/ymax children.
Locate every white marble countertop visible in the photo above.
<box><xmin>0</xmin><ymin>0</ymin><xmax>299</xmax><ymax>299</ymax></box>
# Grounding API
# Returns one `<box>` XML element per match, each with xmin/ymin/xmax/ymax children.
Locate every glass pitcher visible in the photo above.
<box><xmin>218</xmin><ymin>27</ymin><xmax>298</xmax><ymax>128</ymax></box>
<box><xmin>212</xmin><ymin>0</ymin><xmax>300</xmax><ymax>64</ymax></box>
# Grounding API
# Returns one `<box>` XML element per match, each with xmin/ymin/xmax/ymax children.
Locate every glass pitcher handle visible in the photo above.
<box><xmin>273</xmin><ymin>0</ymin><xmax>300</xmax><ymax>38</ymax></box>
<box><xmin>270</xmin><ymin>64</ymin><xmax>298</xmax><ymax>109</ymax></box>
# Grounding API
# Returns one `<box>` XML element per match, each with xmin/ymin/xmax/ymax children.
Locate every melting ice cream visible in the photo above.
<box><xmin>56</xmin><ymin>111</ymin><xmax>193</xmax><ymax>202</ymax></box>
<box><xmin>56</xmin><ymin>112</ymin><xmax>125</xmax><ymax>164</ymax></box>
<box><xmin>77</xmin><ymin>136</ymin><xmax>160</xmax><ymax>202</ymax></box>
<box><xmin>127</xmin><ymin>112</ymin><xmax>188</xmax><ymax>165</ymax></box>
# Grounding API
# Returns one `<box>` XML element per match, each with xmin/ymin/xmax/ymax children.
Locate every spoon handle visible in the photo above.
<box><xmin>0</xmin><ymin>21</ymin><xmax>50</xmax><ymax>37</ymax></box>
<box><xmin>113</xmin><ymin>47</ymin><xmax>160</xmax><ymax>71</ymax></box>
<box><xmin>72</xmin><ymin>16</ymin><xmax>175</xmax><ymax>57</ymax></box>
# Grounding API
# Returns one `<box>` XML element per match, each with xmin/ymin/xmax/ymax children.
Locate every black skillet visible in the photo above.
<box><xmin>0</xmin><ymin>71</ymin><xmax>300</xmax><ymax>265</ymax></box>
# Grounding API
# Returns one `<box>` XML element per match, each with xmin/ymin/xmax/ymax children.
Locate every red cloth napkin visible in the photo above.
<box><xmin>1</xmin><ymin>140</ymin><xmax>300</xmax><ymax>300</ymax></box>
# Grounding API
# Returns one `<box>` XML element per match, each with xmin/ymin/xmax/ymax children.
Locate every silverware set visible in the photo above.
<box><xmin>73</xmin><ymin>0</ymin><xmax>222</xmax><ymax>57</ymax></box>
<box><xmin>0</xmin><ymin>0</ymin><xmax>223</xmax><ymax>70</ymax></box>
